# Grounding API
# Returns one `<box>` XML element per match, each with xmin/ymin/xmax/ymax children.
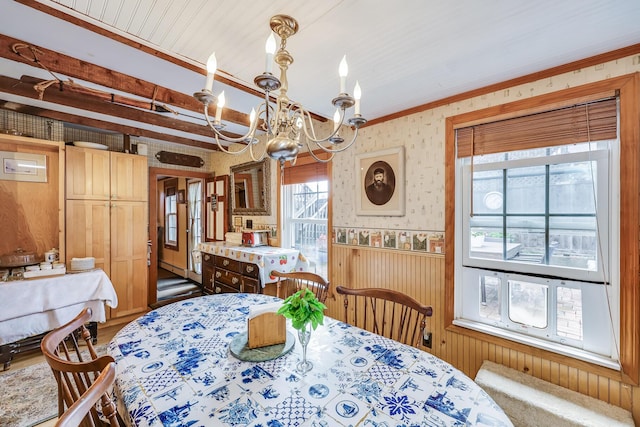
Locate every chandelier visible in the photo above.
<box><xmin>193</xmin><ymin>14</ymin><xmax>367</xmax><ymax>165</ymax></box>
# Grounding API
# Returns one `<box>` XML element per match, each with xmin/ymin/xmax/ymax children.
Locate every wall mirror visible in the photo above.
<box><xmin>230</xmin><ymin>159</ymin><xmax>271</xmax><ymax>216</ymax></box>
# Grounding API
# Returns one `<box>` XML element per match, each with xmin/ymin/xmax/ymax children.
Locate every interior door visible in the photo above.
<box><xmin>205</xmin><ymin>175</ymin><xmax>229</xmax><ymax>241</ymax></box>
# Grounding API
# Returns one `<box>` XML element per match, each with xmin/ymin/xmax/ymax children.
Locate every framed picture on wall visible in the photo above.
<box><xmin>177</xmin><ymin>189</ymin><xmax>186</xmax><ymax>204</ymax></box>
<box><xmin>0</xmin><ymin>151</ymin><xmax>47</xmax><ymax>183</ymax></box>
<box><xmin>355</xmin><ymin>147</ymin><xmax>405</xmax><ymax>216</ymax></box>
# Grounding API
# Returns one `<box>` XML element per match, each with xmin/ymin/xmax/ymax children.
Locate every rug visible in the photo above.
<box><xmin>0</xmin><ymin>345</ymin><xmax>107</xmax><ymax>427</ymax></box>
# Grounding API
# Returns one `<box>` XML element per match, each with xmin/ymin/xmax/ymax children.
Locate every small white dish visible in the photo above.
<box><xmin>73</xmin><ymin>141</ymin><xmax>108</xmax><ymax>150</ymax></box>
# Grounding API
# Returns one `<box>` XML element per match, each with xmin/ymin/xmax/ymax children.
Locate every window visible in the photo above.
<box><xmin>165</xmin><ymin>184</ymin><xmax>178</xmax><ymax>248</ymax></box>
<box><xmin>453</xmin><ymin>99</ymin><xmax>620</xmax><ymax>368</ymax></box>
<box><xmin>280</xmin><ymin>154</ymin><xmax>330</xmax><ymax>279</ymax></box>
<box><xmin>282</xmin><ymin>181</ymin><xmax>329</xmax><ymax>278</ymax></box>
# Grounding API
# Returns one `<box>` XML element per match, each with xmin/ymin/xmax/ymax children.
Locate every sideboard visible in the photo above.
<box><xmin>199</xmin><ymin>242</ymin><xmax>310</xmax><ymax>296</ymax></box>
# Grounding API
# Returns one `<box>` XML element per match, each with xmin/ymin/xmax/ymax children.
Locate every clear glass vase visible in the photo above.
<box><xmin>296</xmin><ymin>323</ymin><xmax>313</xmax><ymax>374</ymax></box>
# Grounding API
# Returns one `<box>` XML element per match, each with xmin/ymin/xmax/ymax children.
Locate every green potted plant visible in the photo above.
<box><xmin>277</xmin><ymin>288</ymin><xmax>326</xmax><ymax>373</ymax></box>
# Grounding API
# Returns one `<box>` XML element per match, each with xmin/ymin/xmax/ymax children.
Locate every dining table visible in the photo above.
<box><xmin>108</xmin><ymin>293</ymin><xmax>513</xmax><ymax>426</ymax></box>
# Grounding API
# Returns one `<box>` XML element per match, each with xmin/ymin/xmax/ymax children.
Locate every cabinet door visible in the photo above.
<box><xmin>65</xmin><ymin>200</ymin><xmax>110</xmax><ymax>274</ymax></box>
<box><xmin>202</xmin><ymin>253</ymin><xmax>214</xmax><ymax>294</ymax></box>
<box><xmin>110</xmin><ymin>201</ymin><xmax>148</xmax><ymax>318</ymax></box>
<box><xmin>111</xmin><ymin>152</ymin><xmax>148</xmax><ymax>201</ymax></box>
<box><xmin>66</xmin><ymin>146</ymin><xmax>110</xmax><ymax>200</ymax></box>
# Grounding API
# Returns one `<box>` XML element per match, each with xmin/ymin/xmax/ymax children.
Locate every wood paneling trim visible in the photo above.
<box><xmin>444</xmin><ymin>73</ymin><xmax>640</xmax><ymax>385</ymax></box>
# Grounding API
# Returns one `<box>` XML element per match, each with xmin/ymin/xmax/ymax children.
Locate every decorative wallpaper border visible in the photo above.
<box><xmin>332</xmin><ymin>227</ymin><xmax>444</xmax><ymax>254</ymax></box>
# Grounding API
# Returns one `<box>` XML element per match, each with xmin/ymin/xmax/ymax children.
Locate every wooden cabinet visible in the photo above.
<box><xmin>66</xmin><ymin>148</ymin><xmax>147</xmax><ymax>201</ymax></box>
<box><xmin>65</xmin><ymin>146</ymin><xmax>148</xmax><ymax>319</ymax></box>
<box><xmin>202</xmin><ymin>252</ymin><xmax>214</xmax><ymax>293</ymax></box>
<box><xmin>201</xmin><ymin>252</ymin><xmax>261</xmax><ymax>294</ymax></box>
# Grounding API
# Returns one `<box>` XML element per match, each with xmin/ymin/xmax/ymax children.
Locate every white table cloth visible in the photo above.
<box><xmin>0</xmin><ymin>269</ymin><xmax>118</xmax><ymax>344</ymax></box>
<box><xmin>109</xmin><ymin>294</ymin><xmax>512</xmax><ymax>426</ymax></box>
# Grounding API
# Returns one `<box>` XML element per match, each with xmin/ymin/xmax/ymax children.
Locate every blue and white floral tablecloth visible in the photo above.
<box><xmin>109</xmin><ymin>294</ymin><xmax>512</xmax><ymax>426</ymax></box>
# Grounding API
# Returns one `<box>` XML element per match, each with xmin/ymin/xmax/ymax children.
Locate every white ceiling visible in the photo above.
<box><xmin>2</xmin><ymin>0</ymin><xmax>640</xmax><ymax>142</ymax></box>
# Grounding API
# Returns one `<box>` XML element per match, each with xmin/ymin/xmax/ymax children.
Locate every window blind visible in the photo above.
<box><xmin>456</xmin><ymin>97</ymin><xmax>617</xmax><ymax>158</ymax></box>
<box><xmin>282</xmin><ymin>154</ymin><xmax>329</xmax><ymax>185</ymax></box>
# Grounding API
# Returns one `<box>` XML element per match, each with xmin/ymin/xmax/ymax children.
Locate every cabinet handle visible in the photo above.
<box><xmin>246</xmin><ymin>265</ymin><xmax>254</xmax><ymax>273</ymax></box>
<box><xmin>223</xmin><ymin>259</ymin><xmax>230</xmax><ymax>267</ymax></box>
<box><xmin>215</xmin><ymin>271</ymin><xmax>221</xmax><ymax>278</ymax></box>
<box><xmin>232</xmin><ymin>277</ymin><xmax>239</xmax><ymax>284</ymax></box>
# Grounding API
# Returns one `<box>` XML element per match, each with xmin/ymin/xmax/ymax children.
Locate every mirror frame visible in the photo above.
<box><xmin>230</xmin><ymin>159</ymin><xmax>271</xmax><ymax>215</ymax></box>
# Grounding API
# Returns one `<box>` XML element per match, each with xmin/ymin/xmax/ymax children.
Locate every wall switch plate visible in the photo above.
<box><xmin>423</xmin><ymin>332</ymin><xmax>432</xmax><ymax>348</ymax></box>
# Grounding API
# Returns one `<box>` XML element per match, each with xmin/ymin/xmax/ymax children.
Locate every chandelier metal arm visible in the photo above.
<box><xmin>294</xmin><ymin>106</ymin><xmax>344</xmax><ymax>144</ymax></box>
<box><xmin>306</xmin><ymin>125</ymin><xmax>361</xmax><ymax>154</ymax></box>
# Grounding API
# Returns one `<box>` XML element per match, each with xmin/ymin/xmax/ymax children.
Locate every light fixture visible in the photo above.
<box><xmin>193</xmin><ymin>14</ymin><xmax>367</xmax><ymax>165</ymax></box>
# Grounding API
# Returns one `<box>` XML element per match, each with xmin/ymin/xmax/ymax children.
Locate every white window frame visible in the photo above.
<box><xmin>454</xmin><ymin>142</ymin><xmax>620</xmax><ymax>369</ymax></box>
<box><xmin>165</xmin><ymin>193</ymin><xmax>178</xmax><ymax>247</ymax></box>
<box><xmin>282</xmin><ymin>181</ymin><xmax>329</xmax><ymax>278</ymax></box>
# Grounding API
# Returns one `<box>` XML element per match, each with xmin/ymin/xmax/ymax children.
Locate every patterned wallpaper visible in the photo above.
<box><xmin>330</xmin><ymin>53</ymin><xmax>640</xmax><ymax>254</ymax></box>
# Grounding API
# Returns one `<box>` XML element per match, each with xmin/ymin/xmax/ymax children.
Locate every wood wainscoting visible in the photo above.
<box><xmin>328</xmin><ymin>244</ymin><xmax>640</xmax><ymax>421</ymax></box>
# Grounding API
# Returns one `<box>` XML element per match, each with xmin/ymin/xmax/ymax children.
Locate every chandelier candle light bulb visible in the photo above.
<box><xmin>265</xmin><ymin>33</ymin><xmax>277</xmax><ymax>74</ymax></box>
<box><xmin>205</xmin><ymin>52</ymin><xmax>217</xmax><ymax>92</ymax></box>
<box><xmin>215</xmin><ymin>91</ymin><xmax>225</xmax><ymax>123</ymax></box>
<box><xmin>333</xmin><ymin>109</ymin><xmax>341</xmax><ymax>131</ymax></box>
<box><xmin>354</xmin><ymin>81</ymin><xmax>362</xmax><ymax>115</ymax></box>
<box><xmin>339</xmin><ymin>55</ymin><xmax>348</xmax><ymax>94</ymax></box>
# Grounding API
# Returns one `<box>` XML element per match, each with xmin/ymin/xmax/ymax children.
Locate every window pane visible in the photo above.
<box><xmin>549</xmin><ymin>217</ymin><xmax>597</xmax><ymax>270</ymax></box>
<box><xmin>472</xmin><ymin>170</ymin><xmax>503</xmax><ymax>214</ymax></box>
<box><xmin>506</xmin><ymin>166</ymin><xmax>546</xmax><ymax>214</ymax></box>
<box><xmin>508</xmin><ymin>279</ymin><xmax>548</xmax><ymax>328</ymax></box>
<box><xmin>549</xmin><ymin>161</ymin><xmax>597</xmax><ymax>214</ymax></box>
<box><xmin>557</xmin><ymin>287</ymin><xmax>583</xmax><ymax>340</ymax></box>
<box><xmin>479</xmin><ymin>275</ymin><xmax>501</xmax><ymax>321</ymax></box>
<box><xmin>506</xmin><ymin>216</ymin><xmax>545</xmax><ymax>264</ymax></box>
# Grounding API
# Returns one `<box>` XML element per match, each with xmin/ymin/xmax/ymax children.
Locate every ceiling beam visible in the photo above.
<box><xmin>0</xmin><ymin>33</ymin><xmax>251</xmax><ymax>126</ymax></box>
<box><xmin>0</xmin><ymin>74</ymin><xmax>226</xmax><ymax>139</ymax></box>
<box><xmin>0</xmin><ymin>99</ymin><xmax>218</xmax><ymax>150</ymax></box>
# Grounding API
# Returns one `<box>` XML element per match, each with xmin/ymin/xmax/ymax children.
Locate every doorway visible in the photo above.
<box><xmin>148</xmin><ymin>167</ymin><xmax>211</xmax><ymax>306</ymax></box>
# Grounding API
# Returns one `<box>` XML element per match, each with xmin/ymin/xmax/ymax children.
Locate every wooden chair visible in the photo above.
<box><xmin>271</xmin><ymin>270</ymin><xmax>331</xmax><ymax>303</ymax></box>
<box><xmin>41</xmin><ymin>308</ymin><xmax>120</xmax><ymax>427</ymax></box>
<box><xmin>335</xmin><ymin>286</ymin><xmax>433</xmax><ymax>347</ymax></box>
<box><xmin>55</xmin><ymin>362</ymin><xmax>116</xmax><ymax>427</ymax></box>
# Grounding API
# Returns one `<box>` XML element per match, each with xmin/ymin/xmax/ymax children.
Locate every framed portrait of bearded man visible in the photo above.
<box><xmin>355</xmin><ymin>146</ymin><xmax>405</xmax><ymax>216</ymax></box>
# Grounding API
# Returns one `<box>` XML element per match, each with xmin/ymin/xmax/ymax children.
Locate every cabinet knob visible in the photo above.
<box><xmin>223</xmin><ymin>259</ymin><xmax>230</xmax><ymax>267</ymax></box>
<box><xmin>215</xmin><ymin>271</ymin><xmax>221</xmax><ymax>278</ymax></box>
<box><xmin>232</xmin><ymin>277</ymin><xmax>239</xmax><ymax>284</ymax></box>
<box><xmin>112</xmin><ymin>194</ymin><xmax>117</xmax><ymax>199</ymax></box>
<box><xmin>215</xmin><ymin>287</ymin><xmax>221</xmax><ymax>293</ymax></box>
<box><xmin>246</xmin><ymin>265</ymin><xmax>254</xmax><ymax>273</ymax></box>
<box><xmin>111</xmin><ymin>204</ymin><xmax>116</xmax><ymax>208</ymax></box>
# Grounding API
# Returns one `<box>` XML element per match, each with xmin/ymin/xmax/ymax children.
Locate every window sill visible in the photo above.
<box><xmin>449</xmin><ymin>319</ymin><xmax>623</xmax><ymax>379</ymax></box>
